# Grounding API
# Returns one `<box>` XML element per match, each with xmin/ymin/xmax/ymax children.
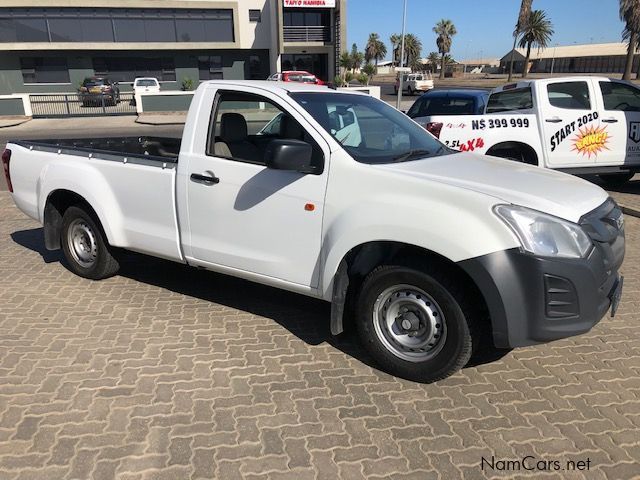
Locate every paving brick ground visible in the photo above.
<box><xmin>607</xmin><ymin>175</ymin><xmax>640</xmax><ymax>217</ymax></box>
<box><xmin>1</xmin><ymin>190</ymin><xmax>639</xmax><ymax>480</ymax></box>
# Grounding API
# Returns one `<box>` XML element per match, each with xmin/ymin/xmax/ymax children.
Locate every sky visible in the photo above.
<box><xmin>346</xmin><ymin>0</ymin><xmax>625</xmax><ymax>61</ymax></box>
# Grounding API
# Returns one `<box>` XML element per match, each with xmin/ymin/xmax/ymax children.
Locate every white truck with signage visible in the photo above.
<box><xmin>409</xmin><ymin>77</ymin><xmax>640</xmax><ymax>186</ymax></box>
<box><xmin>3</xmin><ymin>80</ymin><xmax>625</xmax><ymax>383</ymax></box>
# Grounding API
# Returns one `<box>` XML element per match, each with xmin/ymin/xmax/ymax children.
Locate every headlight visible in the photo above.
<box><xmin>494</xmin><ymin>205</ymin><xmax>593</xmax><ymax>258</ymax></box>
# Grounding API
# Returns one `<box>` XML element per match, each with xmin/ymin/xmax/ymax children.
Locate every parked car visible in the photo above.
<box><xmin>3</xmin><ymin>80</ymin><xmax>624</xmax><ymax>383</ymax></box>
<box><xmin>133</xmin><ymin>77</ymin><xmax>160</xmax><ymax>95</ymax></box>
<box><xmin>267</xmin><ymin>71</ymin><xmax>325</xmax><ymax>85</ymax></box>
<box><xmin>79</xmin><ymin>77</ymin><xmax>120</xmax><ymax>106</ymax></box>
<box><xmin>394</xmin><ymin>73</ymin><xmax>434</xmax><ymax>95</ymax></box>
<box><xmin>407</xmin><ymin>89</ymin><xmax>489</xmax><ymax>119</ymax></box>
<box><xmin>411</xmin><ymin>76</ymin><xmax>640</xmax><ymax>186</ymax></box>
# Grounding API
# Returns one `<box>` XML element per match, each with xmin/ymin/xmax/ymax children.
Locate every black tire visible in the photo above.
<box><xmin>356</xmin><ymin>265</ymin><xmax>477</xmax><ymax>383</ymax></box>
<box><xmin>599</xmin><ymin>172</ymin><xmax>634</xmax><ymax>188</ymax></box>
<box><xmin>61</xmin><ymin>205</ymin><xmax>119</xmax><ymax>280</ymax></box>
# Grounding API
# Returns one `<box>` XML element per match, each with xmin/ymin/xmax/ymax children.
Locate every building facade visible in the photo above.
<box><xmin>500</xmin><ymin>43</ymin><xmax>639</xmax><ymax>75</ymax></box>
<box><xmin>0</xmin><ymin>0</ymin><xmax>345</xmax><ymax>94</ymax></box>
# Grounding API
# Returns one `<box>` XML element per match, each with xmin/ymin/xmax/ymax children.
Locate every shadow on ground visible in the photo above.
<box><xmin>11</xmin><ymin>227</ymin><xmax>510</xmax><ymax>378</ymax></box>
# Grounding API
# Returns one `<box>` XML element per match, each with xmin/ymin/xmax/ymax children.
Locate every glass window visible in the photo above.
<box><xmin>92</xmin><ymin>57</ymin><xmax>175</xmax><ymax>82</ymax></box>
<box><xmin>249</xmin><ymin>9</ymin><xmax>261</xmax><ymax>22</ymax></box>
<box><xmin>547</xmin><ymin>81</ymin><xmax>591</xmax><ymax>110</ymax></box>
<box><xmin>208</xmin><ymin>91</ymin><xmax>323</xmax><ymax>171</ymax></box>
<box><xmin>291</xmin><ymin>92</ymin><xmax>450</xmax><ymax>164</ymax></box>
<box><xmin>113</xmin><ymin>18</ymin><xmax>145</xmax><ymax>42</ymax></box>
<box><xmin>248</xmin><ymin>55</ymin><xmax>262</xmax><ymax>80</ymax></box>
<box><xmin>600</xmin><ymin>81</ymin><xmax>640</xmax><ymax>111</ymax></box>
<box><xmin>81</xmin><ymin>18</ymin><xmax>115</xmax><ymax>42</ymax></box>
<box><xmin>15</xmin><ymin>17</ymin><xmax>48</xmax><ymax>42</ymax></box>
<box><xmin>0</xmin><ymin>7</ymin><xmax>233</xmax><ymax>43</ymax></box>
<box><xmin>414</xmin><ymin>96</ymin><xmax>476</xmax><ymax>116</ymax></box>
<box><xmin>198</xmin><ymin>55</ymin><xmax>223</xmax><ymax>80</ymax></box>
<box><xmin>21</xmin><ymin>57</ymin><xmax>69</xmax><ymax>83</ymax></box>
<box><xmin>486</xmin><ymin>87</ymin><xmax>533</xmax><ymax>113</ymax></box>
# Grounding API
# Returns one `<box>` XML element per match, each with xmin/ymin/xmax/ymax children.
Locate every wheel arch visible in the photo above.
<box><xmin>330</xmin><ymin>240</ymin><xmax>491</xmax><ymax>340</ymax></box>
<box><xmin>43</xmin><ymin>189</ymin><xmax>107</xmax><ymax>250</ymax></box>
<box><xmin>486</xmin><ymin>141</ymin><xmax>539</xmax><ymax>166</ymax></box>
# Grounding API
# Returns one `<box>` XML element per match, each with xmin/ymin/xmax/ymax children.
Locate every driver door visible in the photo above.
<box><xmin>182</xmin><ymin>87</ymin><xmax>330</xmax><ymax>288</ymax></box>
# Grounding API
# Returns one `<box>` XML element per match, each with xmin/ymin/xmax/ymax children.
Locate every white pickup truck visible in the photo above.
<box><xmin>3</xmin><ymin>80</ymin><xmax>625</xmax><ymax>383</ymax></box>
<box><xmin>408</xmin><ymin>76</ymin><xmax>640</xmax><ymax>186</ymax></box>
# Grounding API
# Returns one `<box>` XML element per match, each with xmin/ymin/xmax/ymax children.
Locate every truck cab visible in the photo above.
<box><xmin>413</xmin><ymin>76</ymin><xmax>640</xmax><ymax>185</ymax></box>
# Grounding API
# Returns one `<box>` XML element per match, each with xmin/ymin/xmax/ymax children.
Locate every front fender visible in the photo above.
<box><xmin>320</xmin><ymin>193</ymin><xmax>519</xmax><ymax>301</ymax></box>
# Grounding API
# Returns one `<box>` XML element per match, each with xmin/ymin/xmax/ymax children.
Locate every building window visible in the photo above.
<box><xmin>0</xmin><ymin>8</ymin><xmax>234</xmax><ymax>43</ymax></box>
<box><xmin>93</xmin><ymin>57</ymin><xmax>176</xmax><ymax>82</ymax></box>
<box><xmin>249</xmin><ymin>10</ymin><xmax>261</xmax><ymax>22</ymax></box>
<box><xmin>198</xmin><ymin>55</ymin><xmax>223</xmax><ymax>80</ymax></box>
<box><xmin>283</xmin><ymin>9</ymin><xmax>329</xmax><ymax>27</ymax></box>
<box><xmin>248</xmin><ymin>55</ymin><xmax>262</xmax><ymax>79</ymax></box>
<box><xmin>20</xmin><ymin>57</ymin><xmax>70</xmax><ymax>83</ymax></box>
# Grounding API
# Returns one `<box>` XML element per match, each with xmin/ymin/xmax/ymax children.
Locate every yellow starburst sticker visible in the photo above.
<box><xmin>571</xmin><ymin>124</ymin><xmax>610</xmax><ymax>158</ymax></box>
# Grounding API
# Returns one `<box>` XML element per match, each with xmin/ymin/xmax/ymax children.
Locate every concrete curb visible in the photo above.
<box><xmin>136</xmin><ymin>113</ymin><xmax>186</xmax><ymax>126</ymax></box>
<box><xmin>0</xmin><ymin>116</ymin><xmax>31</xmax><ymax>128</ymax></box>
<box><xmin>621</xmin><ymin>205</ymin><xmax>640</xmax><ymax>219</ymax></box>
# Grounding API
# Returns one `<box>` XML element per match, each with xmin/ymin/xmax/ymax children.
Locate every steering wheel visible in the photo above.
<box><xmin>614</xmin><ymin>102</ymin><xmax>630</xmax><ymax>110</ymax></box>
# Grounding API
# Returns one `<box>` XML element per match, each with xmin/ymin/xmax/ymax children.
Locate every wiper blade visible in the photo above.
<box><xmin>392</xmin><ymin>149</ymin><xmax>431</xmax><ymax>162</ymax></box>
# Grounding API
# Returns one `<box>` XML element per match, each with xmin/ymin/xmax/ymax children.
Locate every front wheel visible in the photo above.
<box><xmin>356</xmin><ymin>265</ymin><xmax>476</xmax><ymax>383</ymax></box>
<box><xmin>599</xmin><ymin>172</ymin><xmax>634</xmax><ymax>188</ymax></box>
<box><xmin>61</xmin><ymin>205</ymin><xmax>119</xmax><ymax>280</ymax></box>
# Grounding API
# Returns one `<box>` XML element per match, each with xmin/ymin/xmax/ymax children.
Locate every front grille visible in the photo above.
<box><xmin>579</xmin><ymin>197</ymin><xmax>625</xmax><ymax>275</ymax></box>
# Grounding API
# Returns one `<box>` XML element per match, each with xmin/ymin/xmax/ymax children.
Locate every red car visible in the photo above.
<box><xmin>267</xmin><ymin>71</ymin><xmax>325</xmax><ymax>85</ymax></box>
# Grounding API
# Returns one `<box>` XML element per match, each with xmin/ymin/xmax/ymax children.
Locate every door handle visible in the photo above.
<box><xmin>602</xmin><ymin>118</ymin><xmax>619</xmax><ymax>123</ymax></box>
<box><xmin>545</xmin><ymin>117</ymin><xmax>563</xmax><ymax>123</ymax></box>
<box><xmin>190</xmin><ymin>173</ymin><xmax>220</xmax><ymax>185</ymax></box>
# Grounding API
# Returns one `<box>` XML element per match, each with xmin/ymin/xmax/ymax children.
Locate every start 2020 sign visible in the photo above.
<box><xmin>283</xmin><ymin>0</ymin><xmax>336</xmax><ymax>7</ymax></box>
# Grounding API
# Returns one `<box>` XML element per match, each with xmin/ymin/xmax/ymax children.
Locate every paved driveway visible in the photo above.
<box><xmin>0</xmin><ymin>191</ymin><xmax>639</xmax><ymax>479</ymax></box>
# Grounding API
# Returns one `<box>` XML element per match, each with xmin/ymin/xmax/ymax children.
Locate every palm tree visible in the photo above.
<box><xmin>433</xmin><ymin>19</ymin><xmax>457</xmax><ymax>79</ymax></box>
<box><xmin>365</xmin><ymin>33</ymin><xmax>387</xmax><ymax>72</ymax></box>
<box><xmin>427</xmin><ymin>51</ymin><xmax>440</xmax><ymax>73</ymax></box>
<box><xmin>403</xmin><ymin>33</ymin><xmax>423</xmax><ymax>67</ymax></box>
<box><xmin>508</xmin><ymin>0</ymin><xmax>533</xmax><ymax>81</ymax></box>
<box><xmin>350</xmin><ymin>43</ymin><xmax>364</xmax><ymax>71</ymax></box>
<box><xmin>390</xmin><ymin>34</ymin><xmax>402</xmax><ymax>65</ymax></box>
<box><xmin>517</xmin><ymin>10</ymin><xmax>554</xmax><ymax>78</ymax></box>
<box><xmin>339</xmin><ymin>51</ymin><xmax>353</xmax><ymax>82</ymax></box>
<box><xmin>620</xmin><ymin>0</ymin><xmax>640</xmax><ymax>80</ymax></box>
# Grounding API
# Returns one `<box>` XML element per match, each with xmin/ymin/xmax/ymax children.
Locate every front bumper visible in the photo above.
<box><xmin>459</xmin><ymin>198</ymin><xmax>625</xmax><ymax>348</ymax></box>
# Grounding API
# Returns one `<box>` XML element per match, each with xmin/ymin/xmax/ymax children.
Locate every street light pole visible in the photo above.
<box><xmin>396</xmin><ymin>0</ymin><xmax>407</xmax><ymax>110</ymax></box>
<box><xmin>550</xmin><ymin>43</ymin><xmax>558</xmax><ymax>75</ymax></box>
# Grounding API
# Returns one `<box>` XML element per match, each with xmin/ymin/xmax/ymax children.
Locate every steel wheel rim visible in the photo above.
<box><xmin>372</xmin><ymin>284</ymin><xmax>447</xmax><ymax>362</ymax></box>
<box><xmin>67</xmin><ymin>218</ymin><xmax>98</xmax><ymax>268</ymax></box>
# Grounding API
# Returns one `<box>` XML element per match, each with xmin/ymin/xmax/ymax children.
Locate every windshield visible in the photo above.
<box><xmin>136</xmin><ymin>79</ymin><xmax>158</xmax><ymax>87</ymax></box>
<box><xmin>290</xmin><ymin>92</ymin><xmax>451</xmax><ymax>164</ymax></box>
<box><xmin>83</xmin><ymin>78</ymin><xmax>106</xmax><ymax>87</ymax></box>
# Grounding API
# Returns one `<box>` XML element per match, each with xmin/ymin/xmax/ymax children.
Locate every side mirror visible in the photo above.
<box><xmin>265</xmin><ymin>139</ymin><xmax>316</xmax><ymax>174</ymax></box>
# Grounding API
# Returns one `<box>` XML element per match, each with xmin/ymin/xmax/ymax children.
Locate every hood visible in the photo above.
<box><xmin>374</xmin><ymin>152</ymin><xmax>609</xmax><ymax>223</ymax></box>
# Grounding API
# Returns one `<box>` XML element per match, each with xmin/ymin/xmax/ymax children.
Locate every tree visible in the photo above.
<box><xmin>517</xmin><ymin>10</ymin><xmax>554</xmax><ymax>78</ymax></box>
<box><xmin>508</xmin><ymin>0</ymin><xmax>533</xmax><ymax>81</ymax></box>
<box><xmin>365</xmin><ymin>33</ymin><xmax>387</xmax><ymax>72</ymax></box>
<box><xmin>350</xmin><ymin>43</ymin><xmax>364</xmax><ymax>71</ymax></box>
<box><xmin>620</xmin><ymin>0</ymin><xmax>640</xmax><ymax>80</ymax></box>
<box><xmin>362</xmin><ymin>62</ymin><xmax>376</xmax><ymax>80</ymax></box>
<box><xmin>427</xmin><ymin>51</ymin><xmax>440</xmax><ymax>73</ymax></box>
<box><xmin>339</xmin><ymin>51</ymin><xmax>354</xmax><ymax>73</ymax></box>
<box><xmin>403</xmin><ymin>33</ymin><xmax>423</xmax><ymax>67</ymax></box>
<box><xmin>390</xmin><ymin>34</ymin><xmax>402</xmax><ymax>65</ymax></box>
<box><xmin>433</xmin><ymin>19</ymin><xmax>457</xmax><ymax>79</ymax></box>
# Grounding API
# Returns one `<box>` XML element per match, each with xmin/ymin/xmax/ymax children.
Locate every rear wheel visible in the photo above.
<box><xmin>61</xmin><ymin>205</ymin><xmax>119</xmax><ymax>280</ymax></box>
<box><xmin>356</xmin><ymin>265</ymin><xmax>477</xmax><ymax>383</ymax></box>
<box><xmin>599</xmin><ymin>172</ymin><xmax>634</xmax><ymax>188</ymax></box>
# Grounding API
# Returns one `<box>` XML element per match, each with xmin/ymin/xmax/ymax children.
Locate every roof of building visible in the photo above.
<box><xmin>459</xmin><ymin>58</ymin><xmax>501</xmax><ymax>66</ymax></box>
<box><xmin>500</xmin><ymin>42</ymin><xmax>635</xmax><ymax>62</ymax></box>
